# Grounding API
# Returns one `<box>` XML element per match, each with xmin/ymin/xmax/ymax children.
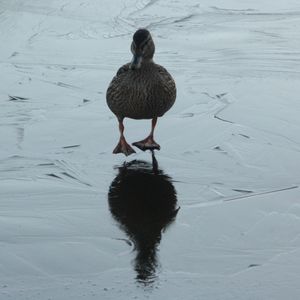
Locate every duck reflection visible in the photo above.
<box><xmin>108</xmin><ymin>153</ymin><xmax>179</xmax><ymax>284</ymax></box>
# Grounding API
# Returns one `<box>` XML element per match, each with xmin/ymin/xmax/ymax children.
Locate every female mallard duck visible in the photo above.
<box><xmin>106</xmin><ymin>29</ymin><xmax>176</xmax><ymax>156</ymax></box>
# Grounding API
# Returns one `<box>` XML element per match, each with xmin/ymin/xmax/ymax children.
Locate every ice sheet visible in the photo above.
<box><xmin>1</xmin><ymin>0</ymin><xmax>300</xmax><ymax>299</ymax></box>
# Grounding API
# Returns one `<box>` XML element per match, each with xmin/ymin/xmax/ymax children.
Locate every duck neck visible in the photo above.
<box><xmin>142</xmin><ymin>57</ymin><xmax>154</xmax><ymax>65</ymax></box>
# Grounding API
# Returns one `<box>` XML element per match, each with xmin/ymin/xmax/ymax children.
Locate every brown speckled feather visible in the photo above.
<box><xmin>106</xmin><ymin>40</ymin><xmax>176</xmax><ymax>120</ymax></box>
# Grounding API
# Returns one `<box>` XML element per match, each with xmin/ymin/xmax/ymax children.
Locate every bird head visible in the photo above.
<box><xmin>130</xmin><ymin>29</ymin><xmax>155</xmax><ymax>70</ymax></box>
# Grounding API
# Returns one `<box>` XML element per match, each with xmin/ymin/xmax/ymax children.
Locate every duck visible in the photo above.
<box><xmin>106</xmin><ymin>28</ymin><xmax>176</xmax><ymax>156</ymax></box>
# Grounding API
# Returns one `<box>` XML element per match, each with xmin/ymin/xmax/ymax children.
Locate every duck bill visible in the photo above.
<box><xmin>130</xmin><ymin>54</ymin><xmax>142</xmax><ymax>70</ymax></box>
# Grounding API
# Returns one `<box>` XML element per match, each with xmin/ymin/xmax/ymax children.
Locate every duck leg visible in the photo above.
<box><xmin>132</xmin><ymin>117</ymin><xmax>161</xmax><ymax>151</ymax></box>
<box><xmin>113</xmin><ymin>118</ymin><xmax>136</xmax><ymax>156</ymax></box>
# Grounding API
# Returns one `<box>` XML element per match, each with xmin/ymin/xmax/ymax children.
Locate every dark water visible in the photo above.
<box><xmin>108</xmin><ymin>152</ymin><xmax>179</xmax><ymax>285</ymax></box>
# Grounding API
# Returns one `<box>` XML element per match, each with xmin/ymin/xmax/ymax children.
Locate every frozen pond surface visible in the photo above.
<box><xmin>1</xmin><ymin>0</ymin><xmax>300</xmax><ymax>299</ymax></box>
